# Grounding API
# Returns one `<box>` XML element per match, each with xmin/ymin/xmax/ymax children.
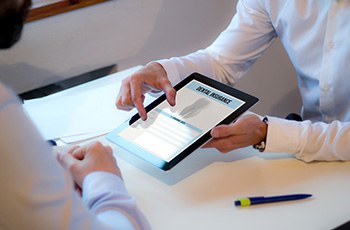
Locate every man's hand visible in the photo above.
<box><xmin>57</xmin><ymin>141</ymin><xmax>121</xmax><ymax>188</ymax></box>
<box><xmin>115</xmin><ymin>62</ymin><xmax>176</xmax><ymax>120</ymax></box>
<box><xmin>203</xmin><ymin>114</ymin><xmax>267</xmax><ymax>153</ymax></box>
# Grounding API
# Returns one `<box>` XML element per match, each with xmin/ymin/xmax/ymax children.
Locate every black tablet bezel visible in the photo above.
<box><xmin>107</xmin><ymin>72</ymin><xmax>259</xmax><ymax>171</ymax></box>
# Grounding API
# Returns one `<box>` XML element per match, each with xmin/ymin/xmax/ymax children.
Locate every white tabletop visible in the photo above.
<box><xmin>36</xmin><ymin>66</ymin><xmax>350</xmax><ymax>230</ymax></box>
<box><xmin>109</xmin><ymin>142</ymin><xmax>350</xmax><ymax>230</ymax></box>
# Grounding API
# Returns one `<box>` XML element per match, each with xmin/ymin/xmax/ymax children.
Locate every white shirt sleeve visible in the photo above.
<box><xmin>265</xmin><ymin>116</ymin><xmax>350</xmax><ymax>162</ymax></box>
<box><xmin>83</xmin><ymin>172</ymin><xmax>150</xmax><ymax>230</ymax></box>
<box><xmin>0</xmin><ymin>84</ymin><xmax>150</xmax><ymax>230</ymax></box>
<box><xmin>158</xmin><ymin>0</ymin><xmax>276</xmax><ymax>86</ymax></box>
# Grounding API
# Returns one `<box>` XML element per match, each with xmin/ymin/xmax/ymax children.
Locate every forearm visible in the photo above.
<box><xmin>83</xmin><ymin>172</ymin><xmax>150</xmax><ymax>230</ymax></box>
<box><xmin>265</xmin><ymin>117</ymin><xmax>350</xmax><ymax>162</ymax></box>
<box><xmin>157</xmin><ymin>49</ymin><xmax>226</xmax><ymax>85</ymax></box>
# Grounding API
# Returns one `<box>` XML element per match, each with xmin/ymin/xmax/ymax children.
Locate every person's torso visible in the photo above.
<box><xmin>267</xmin><ymin>0</ymin><xmax>350</xmax><ymax>122</ymax></box>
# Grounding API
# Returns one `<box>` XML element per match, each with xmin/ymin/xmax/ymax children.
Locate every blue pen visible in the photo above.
<box><xmin>234</xmin><ymin>194</ymin><xmax>312</xmax><ymax>207</ymax></box>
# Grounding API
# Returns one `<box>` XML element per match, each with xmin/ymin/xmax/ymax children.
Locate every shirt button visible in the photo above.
<box><xmin>321</xmin><ymin>85</ymin><xmax>330</xmax><ymax>92</ymax></box>
<box><xmin>328</xmin><ymin>42</ymin><xmax>335</xmax><ymax>50</ymax></box>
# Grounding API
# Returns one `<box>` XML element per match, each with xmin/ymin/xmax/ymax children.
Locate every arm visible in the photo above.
<box><xmin>116</xmin><ymin>0</ymin><xmax>276</xmax><ymax>117</ymax></box>
<box><xmin>0</xmin><ymin>86</ymin><xmax>149</xmax><ymax>229</ymax></box>
<box><xmin>203</xmin><ymin>112</ymin><xmax>350</xmax><ymax>162</ymax></box>
<box><xmin>265</xmin><ymin>117</ymin><xmax>350</xmax><ymax>162</ymax></box>
<box><xmin>158</xmin><ymin>0</ymin><xmax>277</xmax><ymax>86</ymax></box>
<box><xmin>83</xmin><ymin>172</ymin><xmax>149</xmax><ymax>230</ymax></box>
<box><xmin>57</xmin><ymin>142</ymin><xmax>150</xmax><ymax>230</ymax></box>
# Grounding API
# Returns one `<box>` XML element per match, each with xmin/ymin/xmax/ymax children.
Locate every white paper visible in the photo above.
<box><xmin>23</xmin><ymin>82</ymin><xmax>154</xmax><ymax>140</ymax></box>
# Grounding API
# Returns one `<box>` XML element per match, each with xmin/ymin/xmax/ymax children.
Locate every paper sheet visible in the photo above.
<box><xmin>23</xmin><ymin>82</ymin><xmax>154</xmax><ymax>141</ymax></box>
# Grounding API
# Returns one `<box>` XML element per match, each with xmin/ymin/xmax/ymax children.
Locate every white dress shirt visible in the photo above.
<box><xmin>0</xmin><ymin>82</ymin><xmax>150</xmax><ymax>229</ymax></box>
<box><xmin>157</xmin><ymin>0</ymin><xmax>350</xmax><ymax>161</ymax></box>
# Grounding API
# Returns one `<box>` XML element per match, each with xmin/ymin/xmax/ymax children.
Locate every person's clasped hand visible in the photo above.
<box><xmin>57</xmin><ymin>141</ymin><xmax>122</xmax><ymax>189</ymax></box>
<box><xmin>115</xmin><ymin>62</ymin><xmax>176</xmax><ymax>120</ymax></box>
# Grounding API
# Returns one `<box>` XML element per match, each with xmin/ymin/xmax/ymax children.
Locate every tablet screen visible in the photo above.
<box><xmin>107</xmin><ymin>73</ymin><xmax>258</xmax><ymax>170</ymax></box>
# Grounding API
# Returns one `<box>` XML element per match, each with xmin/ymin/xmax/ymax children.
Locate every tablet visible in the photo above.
<box><xmin>107</xmin><ymin>72</ymin><xmax>259</xmax><ymax>171</ymax></box>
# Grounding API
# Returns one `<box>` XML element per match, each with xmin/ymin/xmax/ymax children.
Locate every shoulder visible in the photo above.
<box><xmin>238</xmin><ymin>0</ymin><xmax>300</xmax><ymax>15</ymax></box>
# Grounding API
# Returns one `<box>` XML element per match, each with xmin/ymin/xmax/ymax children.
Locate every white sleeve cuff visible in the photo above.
<box><xmin>264</xmin><ymin>116</ymin><xmax>302</xmax><ymax>154</ymax></box>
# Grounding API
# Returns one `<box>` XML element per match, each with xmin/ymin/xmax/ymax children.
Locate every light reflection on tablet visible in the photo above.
<box><xmin>121</xmin><ymin>108</ymin><xmax>200</xmax><ymax>162</ymax></box>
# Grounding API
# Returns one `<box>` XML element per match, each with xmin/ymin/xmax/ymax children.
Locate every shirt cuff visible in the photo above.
<box><xmin>264</xmin><ymin>116</ymin><xmax>301</xmax><ymax>154</ymax></box>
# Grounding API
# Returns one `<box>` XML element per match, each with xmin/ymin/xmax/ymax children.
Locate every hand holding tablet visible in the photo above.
<box><xmin>107</xmin><ymin>73</ymin><xmax>258</xmax><ymax>171</ymax></box>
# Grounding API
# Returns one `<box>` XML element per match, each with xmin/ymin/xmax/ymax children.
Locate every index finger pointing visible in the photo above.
<box><xmin>130</xmin><ymin>79</ymin><xmax>147</xmax><ymax>120</ymax></box>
